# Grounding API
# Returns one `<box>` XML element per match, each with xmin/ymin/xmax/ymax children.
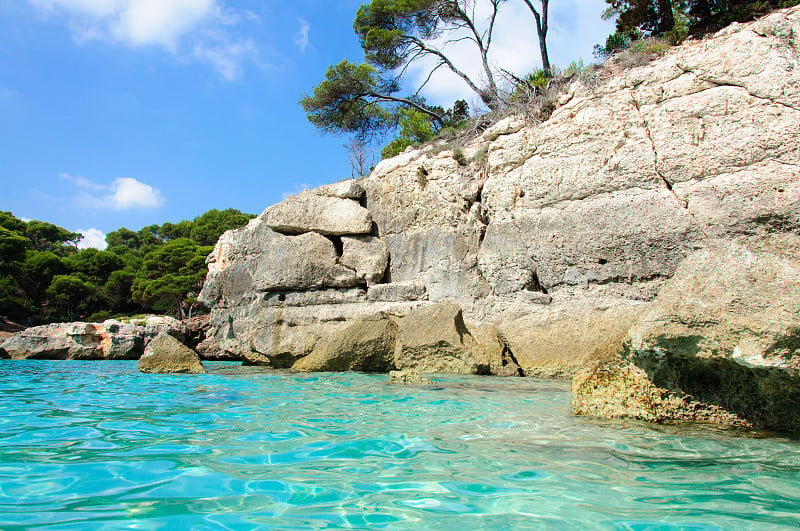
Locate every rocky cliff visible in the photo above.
<box><xmin>199</xmin><ymin>8</ymin><xmax>800</xmax><ymax>430</ymax></box>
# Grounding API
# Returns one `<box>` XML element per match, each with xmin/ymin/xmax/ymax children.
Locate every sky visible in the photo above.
<box><xmin>0</xmin><ymin>0</ymin><xmax>615</xmax><ymax>249</ymax></box>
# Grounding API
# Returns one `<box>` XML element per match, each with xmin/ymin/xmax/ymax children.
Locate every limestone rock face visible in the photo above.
<box><xmin>573</xmin><ymin>236</ymin><xmax>800</xmax><ymax>432</ymax></box>
<box><xmin>254</xmin><ymin>231</ymin><xmax>358</xmax><ymax>291</ymax></box>
<box><xmin>341</xmin><ymin>236</ymin><xmax>389</xmax><ymax>286</ymax></box>
<box><xmin>138</xmin><ymin>332</ymin><xmax>207</xmax><ymax>374</ymax></box>
<box><xmin>316</xmin><ymin>179</ymin><xmax>365</xmax><ymax>200</ymax></box>
<box><xmin>197</xmin><ymin>7</ymin><xmax>800</xmax><ymax>396</ymax></box>
<box><xmin>0</xmin><ymin>317</ymin><xmax>186</xmax><ymax>360</ymax></box>
<box><xmin>291</xmin><ymin>313</ymin><xmax>398</xmax><ymax>372</ymax></box>
<box><xmin>467</xmin><ymin>323</ymin><xmax>523</xmax><ymax>377</ymax></box>
<box><xmin>261</xmin><ymin>192</ymin><xmax>372</xmax><ymax>236</ymax></box>
<box><xmin>393</xmin><ymin>302</ymin><xmax>489</xmax><ymax>374</ymax></box>
<box><xmin>496</xmin><ymin>303</ymin><xmax>645</xmax><ymax>378</ymax></box>
<box><xmin>199</xmin><ymin>217</ymin><xmax>279</xmax><ymax>308</ymax></box>
<box><xmin>367</xmin><ymin>282</ymin><xmax>427</xmax><ymax>302</ymax></box>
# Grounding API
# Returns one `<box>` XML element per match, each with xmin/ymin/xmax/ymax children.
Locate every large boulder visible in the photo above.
<box><xmin>138</xmin><ymin>332</ymin><xmax>207</xmax><ymax>374</ymax></box>
<box><xmin>315</xmin><ymin>179</ymin><xmax>365</xmax><ymax>200</ymax></box>
<box><xmin>393</xmin><ymin>302</ymin><xmax>491</xmax><ymax>374</ymax></box>
<box><xmin>496</xmin><ymin>303</ymin><xmax>645</xmax><ymax>378</ymax></box>
<box><xmin>341</xmin><ymin>236</ymin><xmax>389</xmax><ymax>286</ymax></box>
<box><xmin>573</xmin><ymin>236</ymin><xmax>800</xmax><ymax>433</ymax></box>
<box><xmin>253</xmin><ymin>231</ymin><xmax>359</xmax><ymax>291</ymax></box>
<box><xmin>261</xmin><ymin>192</ymin><xmax>372</xmax><ymax>236</ymax></box>
<box><xmin>291</xmin><ymin>313</ymin><xmax>398</xmax><ymax>372</ymax></box>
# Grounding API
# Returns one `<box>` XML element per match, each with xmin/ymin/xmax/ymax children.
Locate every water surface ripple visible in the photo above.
<box><xmin>1</xmin><ymin>361</ymin><xmax>799</xmax><ymax>529</ymax></box>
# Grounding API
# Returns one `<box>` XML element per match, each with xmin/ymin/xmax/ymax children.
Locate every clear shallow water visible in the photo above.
<box><xmin>1</xmin><ymin>361</ymin><xmax>799</xmax><ymax>530</ymax></box>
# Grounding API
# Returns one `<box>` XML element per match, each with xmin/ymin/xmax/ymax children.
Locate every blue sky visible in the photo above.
<box><xmin>0</xmin><ymin>0</ymin><xmax>614</xmax><ymax>248</ymax></box>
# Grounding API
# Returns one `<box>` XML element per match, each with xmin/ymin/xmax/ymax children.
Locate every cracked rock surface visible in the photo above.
<box><xmin>198</xmin><ymin>6</ymin><xmax>800</xmax><ymax>426</ymax></box>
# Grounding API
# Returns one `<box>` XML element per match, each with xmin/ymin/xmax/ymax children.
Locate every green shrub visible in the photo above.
<box><xmin>472</xmin><ymin>146</ymin><xmax>489</xmax><ymax>166</ymax></box>
<box><xmin>382</xmin><ymin>137</ymin><xmax>414</xmax><ymax>159</ymax></box>
<box><xmin>526</xmin><ymin>68</ymin><xmax>550</xmax><ymax>89</ymax></box>
<box><xmin>452</xmin><ymin>147</ymin><xmax>467</xmax><ymax>166</ymax></box>
<box><xmin>628</xmin><ymin>37</ymin><xmax>671</xmax><ymax>56</ymax></box>
<box><xmin>88</xmin><ymin>310</ymin><xmax>111</xmax><ymax>323</ymax></box>
<box><xmin>562</xmin><ymin>59</ymin><xmax>586</xmax><ymax>79</ymax></box>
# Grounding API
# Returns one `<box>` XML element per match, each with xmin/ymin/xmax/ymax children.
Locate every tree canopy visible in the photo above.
<box><xmin>0</xmin><ymin>208</ymin><xmax>254</xmax><ymax>324</ymax></box>
<box><xmin>302</xmin><ymin>0</ymin><xmax>555</xmax><ymax>155</ymax></box>
<box><xmin>601</xmin><ymin>0</ymin><xmax>796</xmax><ymax>48</ymax></box>
<box><xmin>354</xmin><ymin>0</ymin><xmax>505</xmax><ymax>110</ymax></box>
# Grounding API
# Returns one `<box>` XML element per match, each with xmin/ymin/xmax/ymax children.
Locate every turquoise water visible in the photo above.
<box><xmin>1</xmin><ymin>361</ymin><xmax>799</xmax><ymax>530</ymax></box>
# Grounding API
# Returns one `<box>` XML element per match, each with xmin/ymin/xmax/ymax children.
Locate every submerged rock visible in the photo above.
<box><xmin>389</xmin><ymin>370</ymin><xmax>433</xmax><ymax>385</ymax></box>
<box><xmin>138</xmin><ymin>332</ymin><xmax>207</xmax><ymax>374</ymax></box>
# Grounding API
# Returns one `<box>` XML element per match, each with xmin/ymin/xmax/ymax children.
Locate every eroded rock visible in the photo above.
<box><xmin>254</xmin><ymin>232</ymin><xmax>358</xmax><ymax>291</ymax></box>
<box><xmin>138</xmin><ymin>332</ymin><xmax>207</xmax><ymax>374</ymax></box>
<box><xmin>393</xmin><ymin>302</ymin><xmax>488</xmax><ymax>374</ymax></box>
<box><xmin>367</xmin><ymin>281</ymin><xmax>427</xmax><ymax>302</ymax></box>
<box><xmin>341</xmin><ymin>236</ymin><xmax>389</xmax><ymax>286</ymax></box>
<box><xmin>496</xmin><ymin>304</ymin><xmax>645</xmax><ymax>378</ymax></box>
<box><xmin>315</xmin><ymin>179</ymin><xmax>365</xmax><ymax>200</ymax></box>
<box><xmin>291</xmin><ymin>313</ymin><xmax>398</xmax><ymax>372</ymax></box>
<box><xmin>389</xmin><ymin>369</ymin><xmax>433</xmax><ymax>385</ymax></box>
<box><xmin>573</xmin><ymin>236</ymin><xmax>800</xmax><ymax>433</ymax></box>
<box><xmin>261</xmin><ymin>192</ymin><xmax>372</xmax><ymax>236</ymax></box>
<box><xmin>0</xmin><ymin>317</ymin><xmax>185</xmax><ymax>361</ymax></box>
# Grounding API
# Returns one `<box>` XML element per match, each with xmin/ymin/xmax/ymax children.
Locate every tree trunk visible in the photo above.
<box><xmin>523</xmin><ymin>0</ymin><xmax>551</xmax><ymax>77</ymax></box>
<box><xmin>693</xmin><ymin>0</ymin><xmax>712</xmax><ymax>19</ymax></box>
<box><xmin>657</xmin><ymin>0</ymin><xmax>676</xmax><ymax>34</ymax></box>
<box><xmin>537</xmin><ymin>27</ymin><xmax>551</xmax><ymax>77</ymax></box>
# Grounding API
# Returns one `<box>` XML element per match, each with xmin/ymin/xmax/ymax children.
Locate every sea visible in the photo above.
<box><xmin>1</xmin><ymin>360</ymin><xmax>799</xmax><ymax>530</ymax></box>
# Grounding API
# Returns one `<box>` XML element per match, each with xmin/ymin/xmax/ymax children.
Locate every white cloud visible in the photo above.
<box><xmin>76</xmin><ymin>227</ymin><xmax>108</xmax><ymax>250</ymax></box>
<box><xmin>27</xmin><ymin>0</ymin><xmax>260</xmax><ymax>79</ymax></box>
<box><xmin>107</xmin><ymin>177</ymin><xmax>165</xmax><ymax>209</ymax></box>
<box><xmin>405</xmin><ymin>0</ymin><xmax>616</xmax><ymax>108</ymax></box>
<box><xmin>113</xmin><ymin>0</ymin><xmax>215</xmax><ymax>48</ymax></box>
<box><xmin>59</xmin><ymin>172</ymin><xmax>106</xmax><ymax>190</ymax></box>
<box><xmin>193</xmin><ymin>38</ymin><xmax>257</xmax><ymax>81</ymax></box>
<box><xmin>295</xmin><ymin>18</ymin><xmax>311</xmax><ymax>52</ymax></box>
<box><xmin>61</xmin><ymin>173</ymin><xmax>165</xmax><ymax>210</ymax></box>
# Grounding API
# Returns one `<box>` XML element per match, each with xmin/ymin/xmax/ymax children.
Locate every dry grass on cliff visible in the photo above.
<box><xmin>423</xmin><ymin>38</ymin><xmax>672</xmax><ymax>155</ymax></box>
